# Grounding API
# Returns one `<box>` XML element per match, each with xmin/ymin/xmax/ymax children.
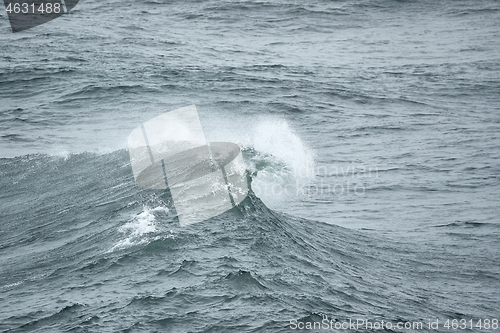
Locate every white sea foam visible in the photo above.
<box><xmin>250</xmin><ymin>119</ymin><xmax>315</xmax><ymax>180</ymax></box>
<box><xmin>202</xmin><ymin>115</ymin><xmax>316</xmax><ymax>208</ymax></box>
<box><xmin>2</xmin><ymin>281</ymin><xmax>24</xmax><ymax>289</ymax></box>
<box><xmin>203</xmin><ymin>115</ymin><xmax>315</xmax><ymax>178</ymax></box>
<box><xmin>109</xmin><ymin>206</ymin><xmax>171</xmax><ymax>252</ymax></box>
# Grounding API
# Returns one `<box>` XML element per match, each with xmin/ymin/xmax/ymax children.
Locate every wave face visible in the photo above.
<box><xmin>1</xmin><ymin>151</ymin><xmax>499</xmax><ymax>332</ymax></box>
<box><xmin>1</xmin><ymin>0</ymin><xmax>500</xmax><ymax>331</ymax></box>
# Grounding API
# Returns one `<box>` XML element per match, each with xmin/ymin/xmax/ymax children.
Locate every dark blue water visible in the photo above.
<box><xmin>1</xmin><ymin>0</ymin><xmax>499</xmax><ymax>332</ymax></box>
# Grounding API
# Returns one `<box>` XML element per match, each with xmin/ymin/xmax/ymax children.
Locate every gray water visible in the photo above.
<box><xmin>1</xmin><ymin>0</ymin><xmax>499</xmax><ymax>332</ymax></box>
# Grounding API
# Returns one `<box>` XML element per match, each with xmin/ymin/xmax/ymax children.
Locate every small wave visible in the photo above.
<box><xmin>431</xmin><ymin>221</ymin><xmax>495</xmax><ymax>229</ymax></box>
<box><xmin>0</xmin><ymin>133</ymin><xmax>34</xmax><ymax>142</ymax></box>
<box><xmin>224</xmin><ymin>270</ymin><xmax>268</xmax><ymax>291</ymax></box>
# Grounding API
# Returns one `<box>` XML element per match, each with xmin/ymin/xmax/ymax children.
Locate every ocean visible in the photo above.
<box><xmin>1</xmin><ymin>0</ymin><xmax>499</xmax><ymax>332</ymax></box>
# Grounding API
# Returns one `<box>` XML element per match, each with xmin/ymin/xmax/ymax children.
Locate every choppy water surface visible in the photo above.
<box><xmin>1</xmin><ymin>0</ymin><xmax>499</xmax><ymax>332</ymax></box>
